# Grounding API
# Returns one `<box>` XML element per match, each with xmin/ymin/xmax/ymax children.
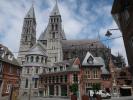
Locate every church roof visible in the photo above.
<box><xmin>26</xmin><ymin>42</ymin><xmax>47</xmax><ymax>56</ymax></box>
<box><xmin>62</xmin><ymin>40</ymin><xmax>106</xmax><ymax>50</ymax></box>
<box><xmin>50</xmin><ymin>1</ymin><xmax>60</xmax><ymax>16</ymax></box>
<box><xmin>25</xmin><ymin>4</ymin><xmax>36</xmax><ymax>18</ymax></box>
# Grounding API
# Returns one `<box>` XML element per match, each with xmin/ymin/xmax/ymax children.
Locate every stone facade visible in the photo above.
<box><xmin>19</xmin><ymin>42</ymin><xmax>48</xmax><ymax>97</ymax></box>
<box><xmin>18</xmin><ymin>5</ymin><xmax>36</xmax><ymax>64</ymax></box>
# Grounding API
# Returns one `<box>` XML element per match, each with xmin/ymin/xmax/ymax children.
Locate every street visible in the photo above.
<box><xmin>18</xmin><ymin>96</ymin><xmax>133</xmax><ymax>100</ymax></box>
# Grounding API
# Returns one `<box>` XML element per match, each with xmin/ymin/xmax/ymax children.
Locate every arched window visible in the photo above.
<box><xmin>41</xmin><ymin>57</ymin><xmax>44</xmax><ymax>63</ymax></box>
<box><xmin>55</xmin><ymin>24</ymin><xmax>58</xmax><ymax>30</ymax></box>
<box><xmin>52</xmin><ymin>32</ymin><xmax>55</xmax><ymax>38</ymax></box>
<box><xmin>25</xmin><ymin>79</ymin><xmax>28</xmax><ymax>88</ymax></box>
<box><xmin>36</xmin><ymin>56</ymin><xmax>39</xmax><ymax>62</ymax></box>
<box><xmin>30</xmin><ymin>56</ymin><xmax>33</xmax><ymax>62</ymax></box>
<box><xmin>27</xmin><ymin>57</ymin><xmax>29</xmax><ymax>62</ymax></box>
<box><xmin>25</xmin><ymin>36</ymin><xmax>27</xmax><ymax>41</ymax></box>
<box><xmin>52</xmin><ymin>24</ymin><xmax>54</xmax><ymax>30</ymax></box>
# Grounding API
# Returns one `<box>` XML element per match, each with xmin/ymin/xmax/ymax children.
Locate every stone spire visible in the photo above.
<box><xmin>18</xmin><ymin>4</ymin><xmax>36</xmax><ymax>64</ymax></box>
<box><xmin>25</xmin><ymin>4</ymin><xmax>36</xmax><ymax>18</ymax></box>
<box><xmin>50</xmin><ymin>0</ymin><xmax>60</xmax><ymax>16</ymax></box>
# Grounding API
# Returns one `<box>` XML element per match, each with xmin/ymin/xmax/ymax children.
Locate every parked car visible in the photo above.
<box><xmin>88</xmin><ymin>90</ymin><xmax>111</xmax><ymax>99</ymax></box>
<box><xmin>96</xmin><ymin>90</ymin><xmax>111</xmax><ymax>99</ymax></box>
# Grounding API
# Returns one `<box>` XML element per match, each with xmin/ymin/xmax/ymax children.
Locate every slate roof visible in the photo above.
<box><xmin>62</xmin><ymin>40</ymin><xmax>106</xmax><ymax>50</ymax></box>
<box><xmin>26</xmin><ymin>42</ymin><xmax>47</xmax><ymax>56</ymax></box>
<box><xmin>95</xmin><ymin>57</ymin><xmax>109</xmax><ymax>74</ymax></box>
<box><xmin>0</xmin><ymin>44</ymin><xmax>20</xmax><ymax>66</ymax></box>
<box><xmin>25</xmin><ymin>4</ymin><xmax>36</xmax><ymax>18</ymax></box>
<box><xmin>82</xmin><ymin>52</ymin><xmax>103</xmax><ymax>66</ymax></box>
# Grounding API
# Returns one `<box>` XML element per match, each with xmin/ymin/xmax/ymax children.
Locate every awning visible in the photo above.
<box><xmin>121</xmin><ymin>87</ymin><xmax>132</xmax><ymax>89</ymax></box>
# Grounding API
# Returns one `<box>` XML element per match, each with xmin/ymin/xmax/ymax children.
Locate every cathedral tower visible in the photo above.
<box><xmin>38</xmin><ymin>1</ymin><xmax>66</xmax><ymax>64</ymax></box>
<box><xmin>18</xmin><ymin>4</ymin><xmax>36</xmax><ymax>64</ymax></box>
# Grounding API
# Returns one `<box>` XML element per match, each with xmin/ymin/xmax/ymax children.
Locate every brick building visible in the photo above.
<box><xmin>39</xmin><ymin>51</ymin><xmax>110</xmax><ymax>97</ymax></box>
<box><xmin>0</xmin><ymin>44</ymin><xmax>21</xmax><ymax>99</ymax></box>
<box><xmin>109</xmin><ymin>55</ymin><xmax>132</xmax><ymax>96</ymax></box>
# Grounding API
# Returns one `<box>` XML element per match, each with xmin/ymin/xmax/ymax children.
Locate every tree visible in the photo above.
<box><xmin>69</xmin><ymin>83</ymin><xmax>78</xmax><ymax>95</ymax></box>
<box><xmin>92</xmin><ymin>83</ymin><xmax>101</xmax><ymax>92</ymax></box>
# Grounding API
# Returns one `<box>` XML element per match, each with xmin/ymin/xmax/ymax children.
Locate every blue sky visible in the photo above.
<box><xmin>0</xmin><ymin>0</ymin><xmax>128</xmax><ymax>64</ymax></box>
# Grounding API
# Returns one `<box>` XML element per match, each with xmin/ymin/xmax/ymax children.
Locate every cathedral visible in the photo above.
<box><xmin>18</xmin><ymin>1</ymin><xmax>111</xmax><ymax>97</ymax></box>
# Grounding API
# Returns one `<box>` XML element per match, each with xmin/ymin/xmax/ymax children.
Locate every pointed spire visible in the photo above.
<box><xmin>50</xmin><ymin>0</ymin><xmax>60</xmax><ymax>16</ymax></box>
<box><xmin>25</xmin><ymin>3</ymin><xmax>35</xmax><ymax>18</ymax></box>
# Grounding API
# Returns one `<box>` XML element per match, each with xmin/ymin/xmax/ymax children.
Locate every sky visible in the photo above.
<box><xmin>0</xmin><ymin>0</ymin><xmax>128</xmax><ymax>64</ymax></box>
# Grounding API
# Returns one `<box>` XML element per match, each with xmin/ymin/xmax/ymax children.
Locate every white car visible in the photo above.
<box><xmin>96</xmin><ymin>90</ymin><xmax>111</xmax><ymax>99</ymax></box>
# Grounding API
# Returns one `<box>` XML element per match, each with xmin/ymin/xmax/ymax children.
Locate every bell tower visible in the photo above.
<box><xmin>18</xmin><ymin>4</ymin><xmax>36</xmax><ymax>64</ymax></box>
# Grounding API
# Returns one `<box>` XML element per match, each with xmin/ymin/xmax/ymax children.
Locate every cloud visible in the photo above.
<box><xmin>0</xmin><ymin>0</ymin><xmax>128</xmax><ymax>65</ymax></box>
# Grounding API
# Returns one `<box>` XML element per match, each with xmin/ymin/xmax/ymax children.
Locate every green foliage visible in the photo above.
<box><xmin>69</xmin><ymin>83</ymin><xmax>78</xmax><ymax>95</ymax></box>
<box><xmin>92</xmin><ymin>83</ymin><xmax>101</xmax><ymax>92</ymax></box>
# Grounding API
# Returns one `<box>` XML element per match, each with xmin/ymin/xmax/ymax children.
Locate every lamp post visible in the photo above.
<box><xmin>105</xmin><ymin>28</ymin><xmax>120</xmax><ymax>97</ymax></box>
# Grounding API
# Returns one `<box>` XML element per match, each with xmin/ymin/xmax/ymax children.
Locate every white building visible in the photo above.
<box><xmin>19</xmin><ymin>42</ymin><xmax>48</xmax><ymax>96</ymax></box>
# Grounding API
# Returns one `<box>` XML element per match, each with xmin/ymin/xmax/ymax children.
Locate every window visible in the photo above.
<box><xmin>17</xmin><ymin>69</ymin><xmax>19</xmax><ymax>75</ymax></box>
<box><xmin>52</xmin><ymin>24</ymin><xmax>54</xmax><ymax>30</ymax></box>
<box><xmin>27</xmin><ymin>68</ymin><xmax>30</xmax><ymax>74</ymax></box>
<box><xmin>49</xmin><ymin>68</ymin><xmax>51</xmax><ymax>72</ymax></box>
<box><xmin>41</xmin><ymin>57</ymin><xmax>43</xmax><ymax>63</ymax></box>
<box><xmin>34</xmin><ymin>79</ymin><xmax>38</xmax><ymax>88</ymax></box>
<box><xmin>36</xmin><ymin>56</ymin><xmax>39</xmax><ymax>62</ymax></box>
<box><xmin>73</xmin><ymin>74</ymin><xmax>78</xmax><ymax>82</ymax></box>
<box><xmin>87</xmin><ymin>56</ymin><xmax>94</xmax><ymax>64</ymax></box>
<box><xmin>56</xmin><ymin>76</ymin><xmax>59</xmax><ymax>83</ymax></box>
<box><xmin>93</xmin><ymin>69</ymin><xmax>98</xmax><ymax>79</ymax></box>
<box><xmin>36</xmin><ymin>68</ymin><xmax>39</xmax><ymax>74</ymax></box>
<box><xmin>51</xmin><ymin>18</ymin><xmax>53</xmax><ymax>23</ymax></box>
<box><xmin>60</xmin><ymin>75</ymin><xmax>63</xmax><ymax>82</ymax></box>
<box><xmin>49</xmin><ymin>77</ymin><xmax>51</xmax><ymax>83</ymax></box>
<box><xmin>52</xmin><ymin>32</ymin><xmax>55</xmax><ymax>38</ymax></box>
<box><xmin>6</xmin><ymin>84</ymin><xmax>11</xmax><ymax>93</ymax></box>
<box><xmin>25</xmin><ymin>79</ymin><xmax>28</xmax><ymax>88</ymax></box>
<box><xmin>54</xmin><ymin>67</ymin><xmax>57</xmax><ymax>72</ymax></box>
<box><xmin>86</xmin><ymin>70</ymin><xmax>90</xmax><ymax>79</ymax></box>
<box><xmin>65</xmin><ymin>75</ymin><xmax>67</xmax><ymax>82</ymax></box>
<box><xmin>9</xmin><ymin>66</ymin><xmax>13</xmax><ymax>74</ymax></box>
<box><xmin>27</xmin><ymin>57</ymin><xmax>29</xmax><ymax>62</ymax></box>
<box><xmin>30</xmin><ymin>56</ymin><xmax>34</xmax><ymax>62</ymax></box>
<box><xmin>55</xmin><ymin>24</ymin><xmax>58</xmax><ymax>30</ymax></box>
<box><xmin>52</xmin><ymin>76</ymin><xmax>55</xmax><ymax>83</ymax></box>
<box><xmin>60</xmin><ymin>66</ymin><xmax>63</xmax><ymax>71</ymax></box>
<box><xmin>55</xmin><ymin>56</ymin><xmax>57</xmax><ymax>62</ymax></box>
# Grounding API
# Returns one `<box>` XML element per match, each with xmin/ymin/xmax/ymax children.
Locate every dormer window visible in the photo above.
<box><xmin>87</xmin><ymin>56</ymin><xmax>94</xmax><ymax>64</ymax></box>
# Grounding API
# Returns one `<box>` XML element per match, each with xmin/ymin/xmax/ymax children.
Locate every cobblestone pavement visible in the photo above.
<box><xmin>18</xmin><ymin>96</ymin><xmax>133</xmax><ymax>100</ymax></box>
<box><xmin>19</xmin><ymin>96</ymin><xmax>70</xmax><ymax>100</ymax></box>
<box><xmin>104</xmin><ymin>96</ymin><xmax>133</xmax><ymax>100</ymax></box>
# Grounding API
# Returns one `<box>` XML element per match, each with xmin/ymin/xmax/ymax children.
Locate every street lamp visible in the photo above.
<box><xmin>105</xmin><ymin>28</ymin><xmax>119</xmax><ymax>38</ymax></box>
